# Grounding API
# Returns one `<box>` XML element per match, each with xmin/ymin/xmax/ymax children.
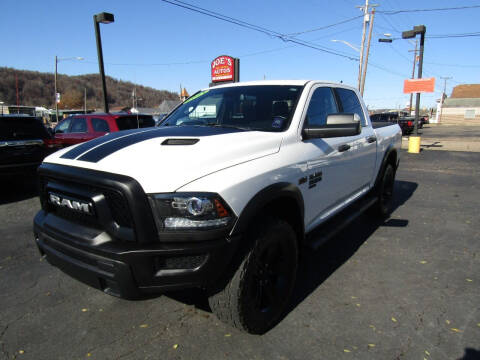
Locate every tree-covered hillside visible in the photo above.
<box><xmin>0</xmin><ymin>67</ymin><xmax>179</xmax><ymax>109</ymax></box>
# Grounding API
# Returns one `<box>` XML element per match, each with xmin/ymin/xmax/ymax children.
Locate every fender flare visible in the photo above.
<box><xmin>374</xmin><ymin>144</ymin><xmax>398</xmax><ymax>189</ymax></box>
<box><xmin>230</xmin><ymin>182</ymin><xmax>305</xmax><ymax>238</ymax></box>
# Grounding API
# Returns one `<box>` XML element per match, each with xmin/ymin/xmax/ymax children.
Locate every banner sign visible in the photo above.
<box><xmin>211</xmin><ymin>55</ymin><xmax>238</xmax><ymax>83</ymax></box>
<box><xmin>403</xmin><ymin>78</ymin><xmax>435</xmax><ymax>94</ymax></box>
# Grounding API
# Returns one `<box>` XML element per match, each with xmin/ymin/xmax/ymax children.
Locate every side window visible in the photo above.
<box><xmin>305</xmin><ymin>87</ymin><xmax>338</xmax><ymax>126</ymax></box>
<box><xmin>54</xmin><ymin>118</ymin><xmax>71</xmax><ymax>134</ymax></box>
<box><xmin>70</xmin><ymin>118</ymin><xmax>87</xmax><ymax>133</ymax></box>
<box><xmin>91</xmin><ymin>118</ymin><xmax>110</xmax><ymax>132</ymax></box>
<box><xmin>334</xmin><ymin>88</ymin><xmax>366</xmax><ymax>125</ymax></box>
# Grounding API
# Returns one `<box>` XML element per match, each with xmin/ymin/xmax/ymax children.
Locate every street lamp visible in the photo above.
<box><xmin>331</xmin><ymin>39</ymin><xmax>360</xmax><ymax>52</ymax></box>
<box><xmin>402</xmin><ymin>25</ymin><xmax>426</xmax><ymax>136</ymax></box>
<box><xmin>54</xmin><ymin>56</ymin><xmax>84</xmax><ymax>123</ymax></box>
<box><xmin>93</xmin><ymin>12</ymin><xmax>115</xmax><ymax>113</ymax></box>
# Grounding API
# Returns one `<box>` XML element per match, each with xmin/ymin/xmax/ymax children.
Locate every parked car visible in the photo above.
<box><xmin>34</xmin><ymin>81</ymin><xmax>401</xmax><ymax>334</ymax></box>
<box><xmin>0</xmin><ymin>115</ymin><xmax>60</xmax><ymax>176</ymax></box>
<box><xmin>370</xmin><ymin>112</ymin><xmax>414</xmax><ymax>135</ymax></box>
<box><xmin>53</xmin><ymin>113</ymin><xmax>155</xmax><ymax>147</ymax></box>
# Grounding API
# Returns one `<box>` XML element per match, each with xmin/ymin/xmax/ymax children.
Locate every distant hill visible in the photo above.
<box><xmin>0</xmin><ymin>67</ymin><xmax>179</xmax><ymax>110</ymax></box>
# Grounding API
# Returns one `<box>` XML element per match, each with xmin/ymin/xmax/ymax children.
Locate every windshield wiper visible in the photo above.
<box><xmin>204</xmin><ymin>123</ymin><xmax>251</xmax><ymax>131</ymax></box>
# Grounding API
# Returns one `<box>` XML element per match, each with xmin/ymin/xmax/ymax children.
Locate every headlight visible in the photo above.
<box><xmin>148</xmin><ymin>193</ymin><xmax>235</xmax><ymax>231</ymax></box>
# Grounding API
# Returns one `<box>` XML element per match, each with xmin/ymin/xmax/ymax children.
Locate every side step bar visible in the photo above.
<box><xmin>306</xmin><ymin>195</ymin><xmax>378</xmax><ymax>251</ymax></box>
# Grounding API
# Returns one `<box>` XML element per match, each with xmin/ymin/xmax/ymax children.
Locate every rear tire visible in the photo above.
<box><xmin>372</xmin><ymin>163</ymin><xmax>395</xmax><ymax>217</ymax></box>
<box><xmin>208</xmin><ymin>217</ymin><xmax>298</xmax><ymax>334</ymax></box>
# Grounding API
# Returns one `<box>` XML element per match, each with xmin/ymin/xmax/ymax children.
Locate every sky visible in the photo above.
<box><xmin>2</xmin><ymin>0</ymin><xmax>479</xmax><ymax>109</ymax></box>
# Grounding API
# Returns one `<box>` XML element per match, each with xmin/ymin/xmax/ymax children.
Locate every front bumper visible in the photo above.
<box><xmin>34</xmin><ymin>210</ymin><xmax>241</xmax><ymax>299</ymax></box>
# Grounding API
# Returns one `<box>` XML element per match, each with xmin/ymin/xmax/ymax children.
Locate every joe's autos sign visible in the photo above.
<box><xmin>211</xmin><ymin>55</ymin><xmax>239</xmax><ymax>83</ymax></box>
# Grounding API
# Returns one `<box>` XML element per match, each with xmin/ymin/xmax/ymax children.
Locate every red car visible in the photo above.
<box><xmin>53</xmin><ymin>113</ymin><xmax>155</xmax><ymax>147</ymax></box>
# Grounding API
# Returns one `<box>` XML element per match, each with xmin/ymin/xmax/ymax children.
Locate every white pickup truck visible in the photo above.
<box><xmin>34</xmin><ymin>80</ymin><xmax>401</xmax><ymax>334</ymax></box>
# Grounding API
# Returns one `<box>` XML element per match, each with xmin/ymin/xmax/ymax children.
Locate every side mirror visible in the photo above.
<box><xmin>302</xmin><ymin>113</ymin><xmax>361</xmax><ymax>140</ymax></box>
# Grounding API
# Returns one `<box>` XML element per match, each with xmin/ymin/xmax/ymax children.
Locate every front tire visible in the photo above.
<box><xmin>208</xmin><ymin>217</ymin><xmax>298</xmax><ymax>334</ymax></box>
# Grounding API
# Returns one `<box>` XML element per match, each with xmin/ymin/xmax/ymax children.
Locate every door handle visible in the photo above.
<box><xmin>338</xmin><ymin>144</ymin><xmax>351</xmax><ymax>152</ymax></box>
<box><xmin>366</xmin><ymin>136</ymin><xmax>377</xmax><ymax>143</ymax></box>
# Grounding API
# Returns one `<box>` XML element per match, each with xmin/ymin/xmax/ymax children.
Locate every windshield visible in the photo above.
<box><xmin>161</xmin><ymin>85</ymin><xmax>304</xmax><ymax>132</ymax></box>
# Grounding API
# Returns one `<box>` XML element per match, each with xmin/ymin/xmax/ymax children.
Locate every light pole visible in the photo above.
<box><xmin>93</xmin><ymin>12</ymin><xmax>114</xmax><ymax>113</ymax></box>
<box><xmin>402</xmin><ymin>25</ymin><xmax>426</xmax><ymax>136</ymax></box>
<box><xmin>438</xmin><ymin>76</ymin><xmax>452</xmax><ymax>124</ymax></box>
<box><xmin>377</xmin><ymin>36</ymin><xmax>417</xmax><ymax>115</ymax></box>
<box><xmin>54</xmin><ymin>56</ymin><xmax>83</xmax><ymax>123</ymax></box>
<box><xmin>331</xmin><ymin>39</ymin><xmax>360</xmax><ymax>52</ymax></box>
<box><xmin>407</xmin><ymin>40</ymin><xmax>419</xmax><ymax>116</ymax></box>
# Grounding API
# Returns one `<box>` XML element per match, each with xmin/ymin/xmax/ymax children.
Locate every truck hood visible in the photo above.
<box><xmin>45</xmin><ymin>126</ymin><xmax>283</xmax><ymax>193</ymax></box>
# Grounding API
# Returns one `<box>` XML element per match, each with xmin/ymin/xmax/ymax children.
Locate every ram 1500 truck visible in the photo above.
<box><xmin>34</xmin><ymin>80</ymin><xmax>401</xmax><ymax>334</ymax></box>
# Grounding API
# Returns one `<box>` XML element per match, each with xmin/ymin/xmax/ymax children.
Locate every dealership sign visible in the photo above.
<box><xmin>403</xmin><ymin>78</ymin><xmax>435</xmax><ymax>94</ymax></box>
<box><xmin>211</xmin><ymin>55</ymin><xmax>239</xmax><ymax>83</ymax></box>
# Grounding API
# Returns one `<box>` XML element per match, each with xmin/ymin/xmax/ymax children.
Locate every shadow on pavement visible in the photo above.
<box><xmin>457</xmin><ymin>348</ymin><xmax>480</xmax><ymax>360</ymax></box>
<box><xmin>288</xmin><ymin>180</ymin><xmax>417</xmax><ymax>316</ymax></box>
<box><xmin>166</xmin><ymin>180</ymin><xmax>418</xmax><ymax>328</ymax></box>
<box><xmin>0</xmin><ymin>174</ymin><xmax>39</xmax><ymax>205</ymax></box>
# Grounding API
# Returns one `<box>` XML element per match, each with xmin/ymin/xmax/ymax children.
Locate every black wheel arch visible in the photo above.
<box><xmin>230</xmin><ymin>182</ymin><xmax>305</xmax><ymax>243</ymax></box>
<box><xmin>374</xmin><ymin>145</ymin><xmax>399</xmax><ymax>189</ymax></box>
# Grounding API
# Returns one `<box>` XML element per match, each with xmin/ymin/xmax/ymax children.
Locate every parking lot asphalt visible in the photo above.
<box><xmin>1</xmin><ymin>145</ymin><xmax>479</xmax><ymax>359</ymax></box>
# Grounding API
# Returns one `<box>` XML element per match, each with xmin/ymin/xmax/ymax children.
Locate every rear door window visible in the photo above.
<box><xmin>334</xmin><ymin>88</ymin><xmax>366</xmax><ymax>125</ymax></box>
<box><xmin>70</xmin><ymin>118</ymin><xmax>87</xmax><ymax>133</ymax></box>
<box><xmin>116</xmin><ymin>115</ymin><xmax>155</xmax><ymax>130</ymax></box>
<box><xmin>91</xmin><ymin>118</ymin><xmax>110</xmax><ymax>132</ymax></box>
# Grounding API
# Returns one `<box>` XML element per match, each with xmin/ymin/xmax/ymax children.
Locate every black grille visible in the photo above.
<box><xmin>39</xmin><ymin>175</ymin><xmax>133</xmax><ymax>229</ymax></box>
<box><xmin>155</xmin><ymin>254</ymin><xmax>207</xmax><ymax>270</ymax></box>
<box><xmin>103</xmin><ymin>189</ymin><xmax>132</xmax><ymax>227</ymax></box>
<box><xmin>51</xmin><ymin>206</ymin><xmax>99</xmax><ymax>228</ymax></box>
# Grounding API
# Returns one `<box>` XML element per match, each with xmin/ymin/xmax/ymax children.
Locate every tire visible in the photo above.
<box><xmin>208</xmin><ymin>217</ymin><xmax>298</xmax><ymax>334</ymax></box>
<box><xmin>372</xmin><ymin>163</ymin><xmax>395</xmax><ymax>217</ymax></box>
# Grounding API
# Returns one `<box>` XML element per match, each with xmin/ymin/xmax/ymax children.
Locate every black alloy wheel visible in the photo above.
<box><xmin>378</xmin><ymin>163</ymin><xmax>395</xmax><ymax>216</ymax></box>
<box><xmin>208</xmin><ymin>217</ymin><xmax>298</xmax><ymax>334</ymax></box>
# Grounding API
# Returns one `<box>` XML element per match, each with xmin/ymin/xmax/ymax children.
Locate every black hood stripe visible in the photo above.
<box><xmin>76</xmin><ymin>126</ymin><xmax>245</xmax><ymax>163</ymax></box>
<box><xmin>60</xmin><ymin>128</ymin><xmax>153</xmax><ymax>160</ymax></box>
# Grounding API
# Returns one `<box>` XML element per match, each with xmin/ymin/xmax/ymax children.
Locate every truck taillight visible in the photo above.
<box><xmin>407</xmin><ymin>121</ymin><xmax>413</xmax><ymax>127</ymax></box>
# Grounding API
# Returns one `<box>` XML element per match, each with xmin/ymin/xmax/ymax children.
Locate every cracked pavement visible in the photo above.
<box><xmin>0</xmin><ymin>135</ymin><xmax>479</xmax><ymax>359</ymax></box>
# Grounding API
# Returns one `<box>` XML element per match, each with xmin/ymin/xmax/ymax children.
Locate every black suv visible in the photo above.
<box><xmin>0</xmin><ymin>115</ymin><xmax>59</xmax><ymax>176</ymax></box>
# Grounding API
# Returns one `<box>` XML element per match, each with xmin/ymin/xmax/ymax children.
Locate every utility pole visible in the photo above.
<box><xmin>15</xmin><ymin>73</ymin><xmax>19</xmax><ymax>113</ymax></box>
<box><xmin>84</xmin><ymin>88</ymin><xmax>87</xmax><ymax>114</ymax></box>
<box><xmin>408</xmin><ymin>40</ymin><xmax>418</xmax><ymax>116</ymax></box>
<box><xmin>132</xmin><ymin>87</ymin><xmax>136</xmax><ymax>110</ymax></box>
<box><xmin>438</xmin><ymin>76</ymin><xmax>452</xmax><ymax>124</ymax></box>
<box><xmin>54</xmin><ymin>56</ymin><xmax>59</xmax><ymax>121</ymax></box>
<box><xmin>357</xmin><ymin>0</ymin><xmax>369</xmax><ymax>91</ymax></box>
<box><xmin>360</xmin><ymin>8</ymin><xmax>375</xmax><ymax>96</ymax></box>
<box><xmin>356</xmin><ymin>1</ymin><xmax>378</xmax><ymax>94</ymax></box>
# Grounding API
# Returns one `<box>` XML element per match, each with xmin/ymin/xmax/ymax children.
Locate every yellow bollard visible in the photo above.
<box><xmin>408</xmin><ymin>136</ymin><xmax>421</xmax><ymax>153</ymax></box>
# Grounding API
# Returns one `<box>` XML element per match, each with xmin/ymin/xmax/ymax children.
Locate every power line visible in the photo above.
<box><xmin>378</xmin><ymin>5</ymin><xmax>480</xmax><ymax>15</ymax></box>
<box><xmin>425</xmin><ymin>61</ymin><xmax>480</xmax><ymax>68</ymax></box>
<box><xmin>286</xmin><ymin>15</ymin><xmax>363</xmax><ymax>36</ymax></box>
<box><xmin>159</xmin><ymin>0</ymin><xmax>359</xmax><ymax>61</ymax></box>
<box><xmin>427</xmin><ymin>32</ymin><xmax>480</xmax><ymax>38</ymax></box>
